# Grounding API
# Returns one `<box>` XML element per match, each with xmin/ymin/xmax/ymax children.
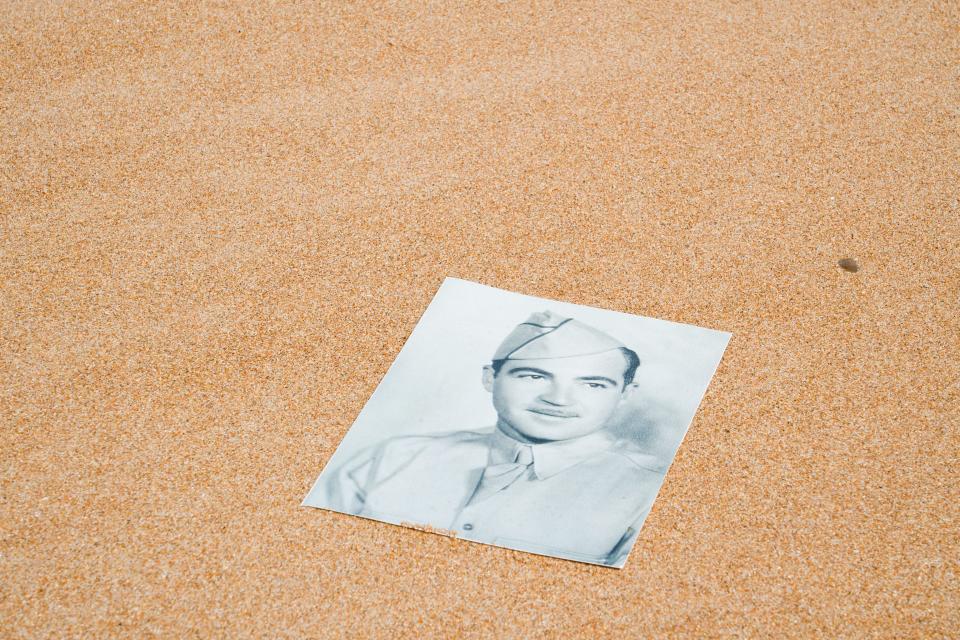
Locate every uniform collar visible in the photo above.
<box><xmin>488</xmin><ymin>427</ymin><xmax>614</xmax><ymax>480</ymax></box>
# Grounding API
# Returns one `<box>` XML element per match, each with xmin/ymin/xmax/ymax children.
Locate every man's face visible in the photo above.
<box><xmin>482</xmin><ymin>350</ymin><xmax>638</xmax><ymax>443</ymax></box>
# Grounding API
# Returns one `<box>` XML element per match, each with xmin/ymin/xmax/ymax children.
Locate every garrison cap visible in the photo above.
<box><xmin>492</xmin><ymin>310</ymin><xmax>626</xmax><ymax>361</ymax></box>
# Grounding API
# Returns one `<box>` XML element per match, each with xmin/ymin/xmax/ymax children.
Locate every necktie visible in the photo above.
<box><xmin>470</xmin><ymin>445</ymin><xmax>535</xmax><ymax>504</ymax></box>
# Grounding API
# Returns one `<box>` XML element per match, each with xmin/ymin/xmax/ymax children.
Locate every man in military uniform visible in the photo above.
<box><xmin>304</xmin><ymin>310</ymin><xmax>667</xmax><ymax>568</ymax></box>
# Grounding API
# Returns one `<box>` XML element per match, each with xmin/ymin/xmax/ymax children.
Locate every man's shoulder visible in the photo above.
<box><xmin>341</xmin><ymin>428</ymin><xmax>492</xmax><ymax>480</ymax></box>
<box><xmin>369</xmin><ymin>428</ymin><xmax>493</xmax><ymax>457</ymax></box>
<box><xmin>595</xmin><ymin>439</ymin><xmax>669</xmax><ymax>477</ymax></box>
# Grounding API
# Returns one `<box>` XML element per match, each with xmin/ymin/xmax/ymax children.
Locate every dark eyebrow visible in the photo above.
<box><xmin>578</xmin><ymin>376</ymin><xmax>619</xmax><ymax>386</ymax></box>
<box><xmin>505</xmin><ymin>366</ymin><xmax>553</xmax><ymax>377</ymax></box>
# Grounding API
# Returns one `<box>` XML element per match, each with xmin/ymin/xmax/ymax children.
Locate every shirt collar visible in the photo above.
<box><xmin>487</xmin><ymin>427</ymin><xmax>614</xmax><ymax>480</ymax></box>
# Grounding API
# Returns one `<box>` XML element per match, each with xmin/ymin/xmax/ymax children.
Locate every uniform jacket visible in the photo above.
<box><xmin>305</xmin><ymin>427</ymin><xmax>667</xmax><ymax>567</ymax></box>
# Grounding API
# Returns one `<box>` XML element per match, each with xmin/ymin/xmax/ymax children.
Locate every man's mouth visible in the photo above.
<box><xmin>528</xmin><ymin>408</ymin><xmax>579</xmax><ymax>419</ymax></box>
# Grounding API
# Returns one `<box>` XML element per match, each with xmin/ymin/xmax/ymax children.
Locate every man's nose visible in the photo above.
<box><xmin>539</xmin><ymin>382</ymin><xmax>574</xmax><ymax>406</ymax></box>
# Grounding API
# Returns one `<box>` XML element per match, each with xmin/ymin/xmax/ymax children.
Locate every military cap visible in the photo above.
<box><xmin>492</xmin><ymin>310</ymin><xmax>626</xmax><ymax>361</ymax></box>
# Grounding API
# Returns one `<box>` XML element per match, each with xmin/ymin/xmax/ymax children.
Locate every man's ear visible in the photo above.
<box><xmin>481</xmin><ymin>365</ymin><xmax>495</xmax><ymax>392</ymax></box>
<box><xmin>620</xmin><ymin>382</ymin><xmax>639</xmax><ymax>402</ymax></box>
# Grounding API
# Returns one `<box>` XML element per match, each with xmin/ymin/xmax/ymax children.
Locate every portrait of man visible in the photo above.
<box><xmin>303</xmin><ymin>279</ymin><xmax>730</xmax><ymax>568</ymax></box>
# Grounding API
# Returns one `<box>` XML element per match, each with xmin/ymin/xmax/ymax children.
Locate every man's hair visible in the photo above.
<box><xmin>491</xmin><ymin>347</ymin><xmax>641</xmax><ymax>387</ymax></box>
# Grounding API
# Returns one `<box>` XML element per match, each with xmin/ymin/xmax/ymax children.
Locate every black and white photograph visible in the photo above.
<box><xmin>304</xmin><ymin>278</ymin><xmax>730</xmax><ymax>568</ymax></box>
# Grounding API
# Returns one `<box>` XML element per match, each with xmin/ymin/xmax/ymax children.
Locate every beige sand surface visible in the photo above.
<box><xmin>2</xmin><ymin>1</ymin><xmax>957</xmax><ymax>637</ymax></box>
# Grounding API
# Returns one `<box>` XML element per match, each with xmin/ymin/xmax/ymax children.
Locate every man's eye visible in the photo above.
<box><xmin>519</xmin><ymin>374</ymin><xmax>544</xmax><ymax>380</ymax></box>
<box><xmin>586</xmin><ymin>383</ymin><xmax>609</xmax><ymax>389</ymax></box>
